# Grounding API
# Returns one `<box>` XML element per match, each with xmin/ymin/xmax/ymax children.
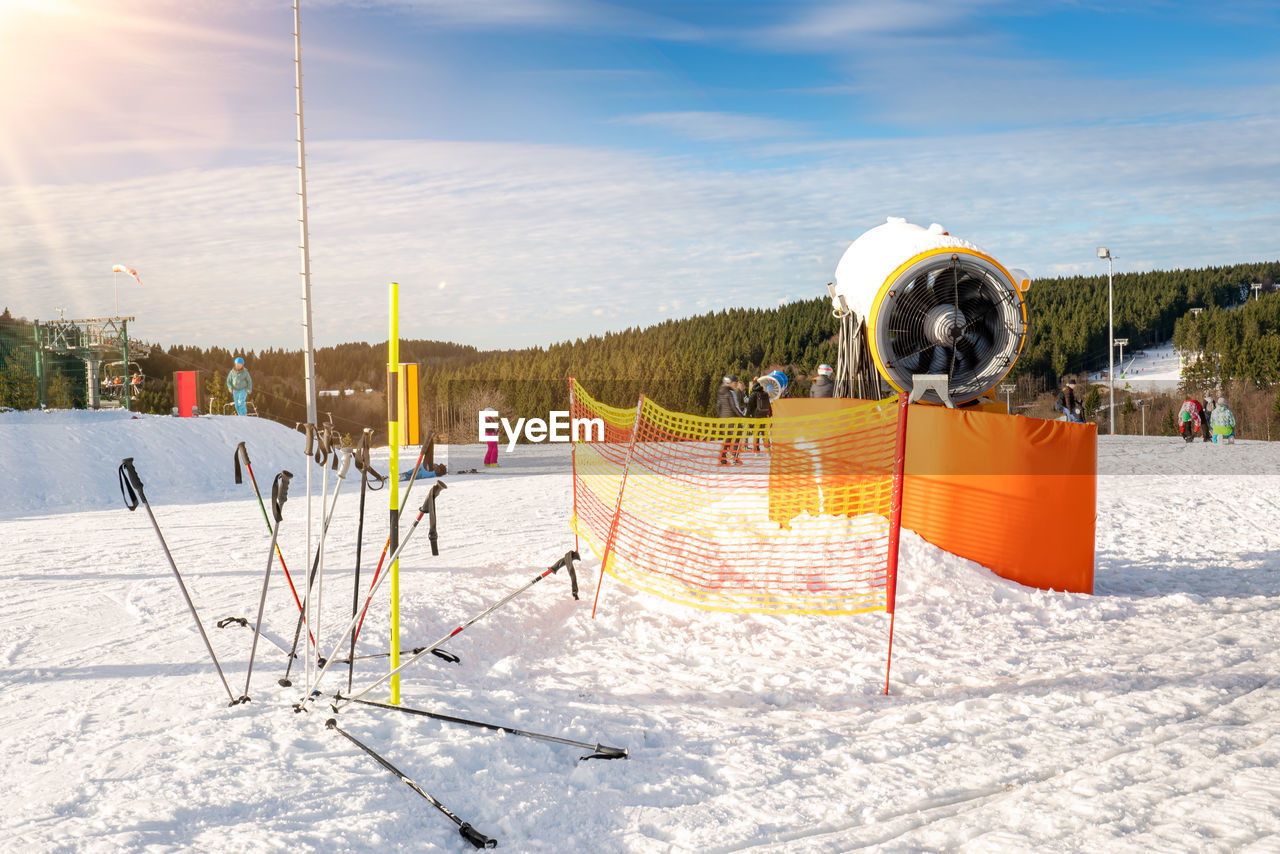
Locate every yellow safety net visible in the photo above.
<box><xmin>570</xmin><ymin>379</ymin><xmax>906</xmax><ymax>616</ymax></box>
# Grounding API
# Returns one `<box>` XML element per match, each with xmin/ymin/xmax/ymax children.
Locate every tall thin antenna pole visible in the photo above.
<box><xmin>294</xmin><ymin>0</ymin><xmax>318</xmax><ymax>426</ymax></box>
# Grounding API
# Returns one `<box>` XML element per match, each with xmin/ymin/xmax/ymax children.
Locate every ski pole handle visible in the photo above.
<box><xmin>426</xmin><ymin>480</ymin><xmax>446</xmax><ymax>556</ymax></box>
<box><xmin>299</xmin><ymin>422</ymin><xmax>317</xmax><ymax>459</ymax></box>
<box><xmin>417</xmin><ymin>479</ymin><xmax>447</xmax><ymax>515</ymax></box>
<box><xmin>317</xmin><ymin>423</ymin><xmax>336</xmax><ymax>468</ymax></box>
<box><xmin>118</xmin><ymin>457</ymin><xmax>145</xmax><ymax>510</ymax></box>
<box><xmin>459</xmin><ymin>823</ymin><xmax>497</xmax><ymax>850</ymax></box>
<box><xmin>272</xmin><ymin>470</ymin><xmax>294</xmax><ymax>523</ymax></box>
<box><xmin>336</xmin><ymin>446</ymin><xmax>354</xmax><ymax>479</ymax></box>
<box><xmin>234</xmin><ymin>441</ymin><xmax>249</xmax><ymax>485</ymax></box>
<box><xmin>551</xmin><ymin>550</ymin><xmax>581</xmax><ymax>600</ymax></box>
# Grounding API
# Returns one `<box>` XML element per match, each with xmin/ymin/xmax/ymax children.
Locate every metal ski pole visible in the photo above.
<box><xmin>349</xmin><ymin>445</ymin><xmax>429</xmax><ymax>644</ymax></box>
<box><xmin>296</xmin><ymin>485</ymin><xmax>446</xmax><ymax>710</ymax></box>
<box><xmin>234</xmin><ymin>442</ymin><xmax>312</xmax><ymax>646</ymax></box>
<box><xmin>352</xmin><ymin>477</ymin><xmax>445</xmax><ymax>647</ymax></box>
<box><xmin>308</xmin><ymin>435</ymin><xmax>352</xmax><ymax>693</ymax></box>
<box><xmin>306</xmin><ymin>425</ymin><xmax>333</xmax><ymax>693</ymax></box>
<box><xmin>347</xmin><ymin>429</ymin><xmax>385</xmax><ymax>693</ymax></box>
<box><xmin>236</xmin><ymin>470</ymin><xmax>293</xmax><ymax>705</ymax></box>
<box><xmin>339</xmin><ymin>550</ymin><xmax>579</xmax><ymax>709</ymax></box>
<box><xmin>325</xmin><ymin>718</ymin><xmax>496</xmax><ymax>849</ymax></box>
<box><xmin>281</xmin><ymin>424</ymin><xmax>338</xmax><ymax>686</ymax></box>
<box><xmin>118</xmin><ymin>458</ymin><xmax>237</xmax><ymax>705</ymax></box>
<box><xmin>330</xmin><ymin>646</ymin><xmax>461</xmax><ymax>666</ymax></box>
<box><xmin>340</xmin><ymin>696</ymin><xmax>627</xmax><ymax>761</ymax></box>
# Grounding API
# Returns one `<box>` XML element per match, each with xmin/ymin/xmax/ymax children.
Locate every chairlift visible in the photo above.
<box><xmin>101</xmin><ymin>361</ymin><xmax>145</xmax><ymax>401</ymax></box>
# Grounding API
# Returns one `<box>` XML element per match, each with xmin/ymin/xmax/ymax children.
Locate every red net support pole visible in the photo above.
<box><xmin>569</xmin><ymin>377</ymin><xmax>580</xmax><ymax>554</ymax></box>
<box><xmin>884</xmin><ymin>391</ymin><xmax>910</xmax><ymax>696</ymax></box>
<box><xmin>591</xmin><ymin>394</ymin><xmax>645</xmax><ymax>619</ymax></box>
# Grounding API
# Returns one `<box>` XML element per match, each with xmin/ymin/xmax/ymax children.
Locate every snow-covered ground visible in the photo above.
<box><xmin>4</xmin><ymin>410</ymin><xmax>1280</xmax><ymax>852</ymax></box>
<box><xmin>1089</xmin><ymin>339</ymin><xmax>1185</xmax><ymax>392</ymax></box>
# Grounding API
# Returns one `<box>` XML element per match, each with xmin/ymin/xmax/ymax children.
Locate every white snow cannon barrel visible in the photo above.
<box><xmin>758</xmin><ymin>370</ymin><xmax>789</xmax><ymax>401</ymax></box>
<box><xmin>830</xmin><ymin>217</ymin><xmax>1030</xmax><ymax>406</ymax></box>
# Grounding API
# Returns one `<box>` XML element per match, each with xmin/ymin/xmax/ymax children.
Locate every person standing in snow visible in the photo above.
<box><xmin>717</xmin><ymin>374</ymin><xmax>746</xmax><ymax>465</ymax></box>
<box><xmin>810</xmin><ymin>364</ymin><xmax>835</xmax><ymax>398</ymax></box>
<box><xmin>744</xmin><ymin>377</ymin><xmax>772</xmax><ymax>452</ymax></box>
<box><xmin>226</xmin><ymin>357</ymin><xmax>252</xmax><ymax>416</ymax></box>
<box><xmin>480</xmin><ymin>407</ymin><xmax>500</xmax><ymax>467</ymax></box>
<box><xmin>1054</xmin><ymin>380</ymin><xmax>1080</xmax><ymax>422</ymax></box>
<box><xmin>1210</xmin><ymin>396</ymin><xmax>1236</xmax><ymax>444</ymax></box>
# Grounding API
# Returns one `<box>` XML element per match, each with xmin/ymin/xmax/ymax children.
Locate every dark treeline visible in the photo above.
<box><xmin>5</xmin><ymin>256</ymin><xmax>1280</xmax><ymax>442</ymax></box>
<box><xmin>134</xmin><ymin>299</ymin><xmax>840</xmax><ymax>442</ymax></box>
<box><xmin>1015</xmin><ymin>260</ymin><xmax>1280</xmax><ymax>389</ymax></box>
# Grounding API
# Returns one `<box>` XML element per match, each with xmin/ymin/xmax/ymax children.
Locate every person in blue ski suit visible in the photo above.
<box><xmin>1210</xmin><ymin>396</ymin><xmax>1236</xmax><ymax>444</ymax></box>
<box><xmin>227</xmin><ymin>357</ymin><xmax>252</xmax><ymax>416</ymax></box>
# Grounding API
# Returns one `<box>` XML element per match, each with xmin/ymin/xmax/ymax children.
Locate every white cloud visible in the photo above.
<box><xmin>2</xmin><ymin>117</ymin><xmax>1278</xmax><ymax>353</ymax></box>
<box><xmin>612</xmin><ymin>111</ymin><xmax>807</xmax><ymax>143</ymax></box>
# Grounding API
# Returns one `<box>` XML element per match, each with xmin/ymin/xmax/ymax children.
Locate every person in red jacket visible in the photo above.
<box><xmin>1177</xmin><ymin>398</ymin><xmax>1205</xmax><ymax>443</ymax></box>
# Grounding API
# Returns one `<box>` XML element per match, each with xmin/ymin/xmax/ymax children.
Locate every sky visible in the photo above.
<box><xmin>2</xmin><ymin>0</ymin><xmax>1279</xmax><ymax>352</ymax></box>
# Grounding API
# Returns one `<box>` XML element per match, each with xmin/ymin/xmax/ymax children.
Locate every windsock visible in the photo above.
<box><xmin>112</xmin><ymin>265</ymin><xmax>143</xmax><ymax>287</ymax></box>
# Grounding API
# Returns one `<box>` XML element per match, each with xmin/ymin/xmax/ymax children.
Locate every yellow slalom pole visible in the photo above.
<box><xmin>387</xmin><ymin>282</ymin><xmax>401</xmax><ymax>704</ymax></box>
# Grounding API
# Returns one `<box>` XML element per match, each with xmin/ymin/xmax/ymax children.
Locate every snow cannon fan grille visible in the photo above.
<box><xmin>876</xmin><ymin>253</ymin><xmax>1025</xmax><ymax>404</ymax></box>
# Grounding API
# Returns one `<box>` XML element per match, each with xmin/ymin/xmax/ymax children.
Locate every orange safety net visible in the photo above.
<box><xmin>569</xmin><ymin>379</ymin><xmax>908</xmax><ymax>615</ymax></box>
<box><xmin>773</xmin><ymin>398</ymin><xmax>1097</xmax><ymax>594</ymax></box>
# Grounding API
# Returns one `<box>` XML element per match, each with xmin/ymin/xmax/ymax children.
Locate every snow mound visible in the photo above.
<box><xmin>0</xmin><ymin>410</ymin><xmax>302</xmax><ymax>519</ymax></box>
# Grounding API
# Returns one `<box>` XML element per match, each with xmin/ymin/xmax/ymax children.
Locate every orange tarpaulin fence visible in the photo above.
<box><xmin>773</xmin><ymin>398</ymin><xmax>1096</xmax><ymax>594</ymax></box>
<box><xmin>569</xmin><ymin>379</ymin><xmax>909</xmax><ymax>616</ymax></box>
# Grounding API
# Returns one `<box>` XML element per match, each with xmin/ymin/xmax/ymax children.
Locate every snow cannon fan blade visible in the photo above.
<box><xmin>828</xmin><ymin>218</ymin><xmax>1029</xmax><ymax>405</ymax></box>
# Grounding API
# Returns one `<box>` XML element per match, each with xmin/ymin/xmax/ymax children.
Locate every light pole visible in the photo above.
<box><xmin>1000</xmin><ymin>383</ymin><xmax>1016</xmax><ymax>414</ymax></box>
<box><xmin>1097</xmin><ymin>247</ymin><xmax>1115</xmax><ymax>435</ymax></box>
<box><xmin>1115</xmin><ymin>338</ymin><xmax>1128</xmax><ymax>379</ymax></box>
<box><xmin>1253</xmin><ymin>282</ymin><xmax>1262</xmax><ymax>301</ymax></box>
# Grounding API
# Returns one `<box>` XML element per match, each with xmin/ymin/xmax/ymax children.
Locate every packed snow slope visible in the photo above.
<box><xmin>3</xmin><ymin>410</ymin><xmax>1280</xmax><ymax>852</ymax></box>
<box><xmin>1088</xmin><ymin>339</ymin><xmax>1184</xmax><ymax>392</ymax></box>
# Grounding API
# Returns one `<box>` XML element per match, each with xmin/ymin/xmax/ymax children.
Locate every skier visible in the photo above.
<box><xmin>745</xmin><ymin>377</ymin><xmax>772</xmax><ymax>452</ymax></box>
<box><xmin>480</xmin><ymin>407</ymin><xmax>500</xmax><ymax>467</ymax></box>
<box><xmin>1054</xmin><ymin>380</ymin><xmax>1081</xmax><ymax>423</ymax></box>
<box><xmin>1210</xmin><ymin>396</ymin><xmax>1236</xmax><ymax>444</ymax></box>
<box><xmin>810</xmin><ymin>364</ymin><xmax>834</xmax><ymax>398</ymax></box>
<box><xmin>717</xmin><ymin>374</ymin><xmax>746</xmax><ymax>465</ymax></box>
<box><xmin>226</xmin><ymin>357</ymin><xmax>252</xmax><ymax>416</ymax></box>
<box><xmin>1177</xmin><ymin>398</ymin><xmax>1205</xmax><ymax>443</ymax></box>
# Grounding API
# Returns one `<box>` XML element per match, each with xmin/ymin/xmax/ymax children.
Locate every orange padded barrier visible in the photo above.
<box><xmin>773</xmin><ymin>399</ymin><xmax>1096</xmax><ymax>594</ymax></box>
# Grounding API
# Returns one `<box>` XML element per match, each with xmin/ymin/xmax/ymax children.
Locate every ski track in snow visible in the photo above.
<box><xmin>2</xmin><ymin>411</ymin><xmax>1280</xmax><ymax>851</ymax></box>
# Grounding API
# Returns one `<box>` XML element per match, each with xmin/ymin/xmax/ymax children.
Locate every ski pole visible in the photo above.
<box><xmin>296</xmin><ymin>486</ymin><xmax>446</xmax><ymax>709</ymax></box>
<box><xmin>340</xmin><ymin>696</ymin><xmax>627</xmax><ymax>761</ymax></box>
<box><xmin>307</xmin><ymin>425</ymin><xmax>332</xmax><ymax>693</ymax></box>
<box><xmin>352</xmin><ymin>479</ymin><xmax>445</xmax><ymax>646</ymax></box>
<box><xmin>325</xmin><ymin>718</ymin><xmax>496</xmax><ymax>849</ymax></box>
<box><xmin>234</xmin><ymin>442</ymin><xmax>312</xmax><ymax>646</ymax></box>
<box><xmin>325</xmin><ymin>647</ymin><xmax>460</xmax><ymax>666</ymax></box>
<box><xmin>280</xmin><ymin>425</ymin><xmax>343</xmax><ymax>686</ymax></box>
<box><xmin>236</xmin><ymin>470</ymin><xmax>293</xmax><ymax>705</ymax></box>
<box><xmin>347</xmin><ymin>429</ymin><xmax>385</xmax><ymax>693</ymax></box>
<box><xmin>118</xmin><ymin>457</ymin><xmax>237</xmax><ymax>705</ymax></box>
<box><xmin>349</xmin><ymin>444</ymin><xmax>429</xmax><ymax>644</ymax></box>
<box><xmin>306</xmin><ymin>436</ymin><xmax>352</xmax><ymax>693</ymax></box>
<box><xmin>338</xmin><ymin>550</ymin><xmax>579</xmax><ymax>709</ymax></box>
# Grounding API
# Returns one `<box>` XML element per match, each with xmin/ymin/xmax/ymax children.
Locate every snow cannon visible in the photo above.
<box><xmin>758</xmin><ymin>370</ymin><xmax>789</xmax><ymax>401</ymax></box>
<box><xmin>829</xmin><ymin>217</ymin><xmax>1031</xmax><ymax>406</ymax></box>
